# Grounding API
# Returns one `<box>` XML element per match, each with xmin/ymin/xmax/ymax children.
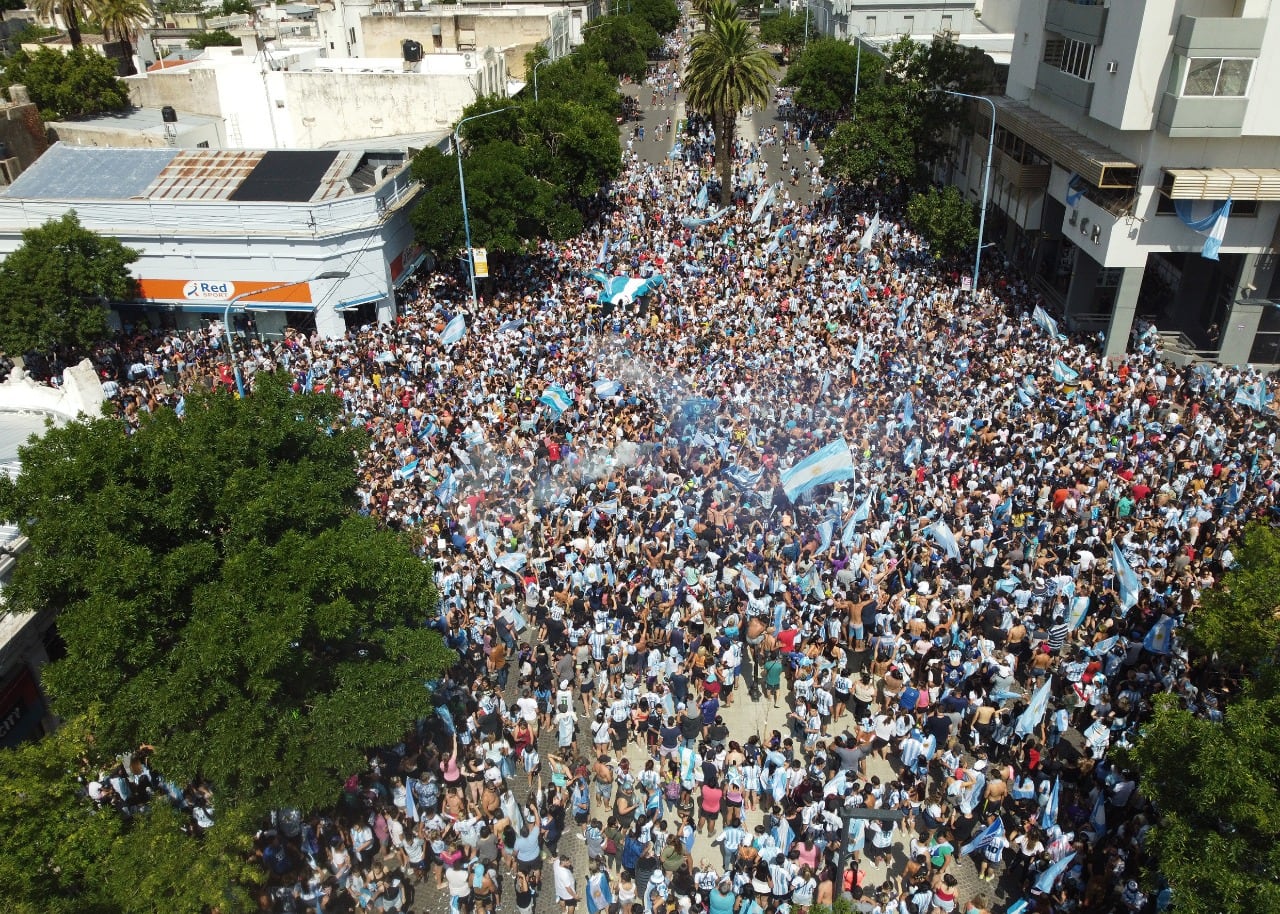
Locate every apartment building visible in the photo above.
<box><xmin>942</xmin><ymin>0</ymin><xmax>1280</xmax><ymax>364</ymax></box>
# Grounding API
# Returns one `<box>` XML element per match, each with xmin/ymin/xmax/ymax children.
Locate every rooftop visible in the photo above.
<box><xmin>4</xmin><ymin>144</ymin><xmax>408</xmax><ymax>203</ymax></box>
<box><xmin>47</xmin><ymin>106</ymin><xmax>224</xmax><ymax>136</ymax></box>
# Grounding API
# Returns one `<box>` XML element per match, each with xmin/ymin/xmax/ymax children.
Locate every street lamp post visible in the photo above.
<box><xmin>851</xmin><ymin>27</ymin><xmax>866</xmax><ymax>122</ymax></box>
<box><xmin>532</xmin><ymin>57</ymin><xmax>552</xmax><ymax>102</ymax></box>
<box><xmin>221</xmin><ymin>270</ymin><xmax>349</xmax><ymax>398</ymax></box>
<box><xmin>455</xmin><ymin>107</ymin><xmax>513</xmax><ymax>309</ymax></box>
<box><xmin>944</xmin><ymin>90</ymin><xmax>996</xmax><ymax>293</ymax></box>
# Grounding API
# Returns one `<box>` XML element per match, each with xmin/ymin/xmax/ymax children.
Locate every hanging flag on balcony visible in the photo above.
<box><xmin>1065</xmin><ymin>174</ymin><xmax>1086</xmax><ymax>207</ymax></box>
<box><xmin>1174</xmin><ymin>197</ymin><xmax>1232</xmax><ymax>261</ymax></box>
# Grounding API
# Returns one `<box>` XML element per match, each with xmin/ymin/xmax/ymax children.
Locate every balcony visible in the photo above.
<box><xmin>1045</xmin><ymin>0</ymin><xmax>1108</xmax><ymax>45</ymax></box>
<box><xmin>1157</xmin><ymin>93</ymin><xmax>1247</xmax><ymax>138</ymax></box>
<box><xmin>1173</xmin><ymin>15</ymin><xmax>1265</xmax><ymax>59</ymax></box>
<box><xmin>995</xmin><ymin>148</ymin><xmax>1051</xmax><ymax>190</ymax></box>
<box><xmin>1036</xmin><ymin>62</ymin><xmax>1094</xmax><ymax>115</ymax></box>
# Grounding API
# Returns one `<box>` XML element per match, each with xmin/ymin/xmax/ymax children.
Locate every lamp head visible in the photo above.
<box><xmin>315</xmin><ymin>271</ymin><xmax>350</xmax><ymax>280</ymax></box>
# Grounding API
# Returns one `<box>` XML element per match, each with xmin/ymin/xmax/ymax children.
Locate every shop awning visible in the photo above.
<box><xmin>335</xmin><ymin>293</ymin><xmax>384</xmax><ymax>312</ymax></box>
<box><xmin>1164</xmin><ymin>167</ymin><xmax>1280</xmax><ymax>201</ymax></box>
<box><xmin>991</xmin><ymin>96</ymin><xmax>1138</xmax><ymax>189</ymax></box>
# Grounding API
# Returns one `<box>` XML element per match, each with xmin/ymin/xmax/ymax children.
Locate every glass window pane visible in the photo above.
<box><xmin>1216</xmin><ymin>59</ymin><xmax>1251</xmax><ymax>97</ymax></box>
<box><xmin>1183</xmin><ymin>58</ymin><xmax>1220</xmax><ymax>95</ymax></box>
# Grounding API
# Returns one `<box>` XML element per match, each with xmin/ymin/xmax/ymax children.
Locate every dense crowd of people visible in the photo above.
<box><xmin>48</xmin><ymin>19</ymin><xmax>1280</xmax><ymax>914</ymax></box>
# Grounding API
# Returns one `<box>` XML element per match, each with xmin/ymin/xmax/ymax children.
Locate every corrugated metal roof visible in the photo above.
<box><xmin>1166</xmin><ymin>167</ymin><xmax>1280</xmax><ymax>201</ymax></box>
<box><xmin>2</xmin><ymin>146</ymin><xmax>178</xmax><ymax>200</ymax></box>
<box><xmin>144</xmin><ymin>150</ymin><xmax>265</xmax><ymax>201</ymax></box>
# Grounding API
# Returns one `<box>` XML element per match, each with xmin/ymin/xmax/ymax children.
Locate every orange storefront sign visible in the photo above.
<box><xmin>136</xmin><ymin>279</ymin><xmax>314</xmax><ymax>305</ymax></box>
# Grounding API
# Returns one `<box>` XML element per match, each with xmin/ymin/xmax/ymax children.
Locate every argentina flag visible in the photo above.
<box><xmin>598</xmin><ymin>273</ymin><xmax>667</xmax><ymax>304</ymax></box>
<box><xmin>779</xmin><ymin>438</ymin><xmax>856</xmax><ymax>501</ymax></box>
<box><xmin>960</xmin><ymin>815</ymin><xmax>1004</xmax><ymax>857</ymax></box>
<box><xmin>751</xmin><ymin>182</ymin><xmax>776</xmax><ymax>223</ymax></box>
<box><xmin>1111</xmin><ymin>541</ymin><xmax>1141</xmax><ymax>610</ymax></box>
<box><xmin>439</xmin><ymin>313</ymin><xmax>466</xmax><ymax>347</ymax></box>
<box><xmin>1175</xmin><ymin>197</ymin><xmax>1231</xmax><ymax>260</ymax></box>
<box><xmin>1032</xmin><ymin>305</ymin><xmax>1059</xmax><ymax>338</ymax></box>
<box><xmin>593</xmin><ymin>379</ymin><xmax>622</xmax><ymax>398</ymax></box>
<box><xmin>1015</xmin><ymin>678</ymin><xmax>1053</xmax><ymax>737</ymax></box>
<box><xmin>724</xmin><ymin>464</ymin><xmax>763</xmax><ymax>490</ymax></box>
<box><xmin>1051</xmin><ymin>360</ymin><xmax>1080</xmax><ymax>383</ymax></box>
<box><xmin>928</xmin><ymin>520</ymin><xmax>961</xmax><ymax>560</ymax></box>
<box><xmin>540</xmin><ymin>384</ymin><xmax>574</xmax><ymax>418</ymax></box>
<box><xmin>1234</xmin><ymin>378</ymin><xmax>1268</xmax><ymax>413</ymax></box>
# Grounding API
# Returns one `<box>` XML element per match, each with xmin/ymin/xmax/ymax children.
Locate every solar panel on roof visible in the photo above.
<box><xmin>229</xmin><ymin>150</ymin><xmax>340</xmax><ymax>203</ymax></box>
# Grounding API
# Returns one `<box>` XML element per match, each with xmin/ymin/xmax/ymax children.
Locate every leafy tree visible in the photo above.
<box><xmin>411</xmin><ymin>142</ymin><xmax>582</xmax><ymax>259</ymax></box>
<box><xmin>0</xmin><ymin>212</ymin><xmax>137</xmax><ymax>356</ymax></box>
<box><xmin>907</xmin><ymin>185</ymin><xmax>978</xmax><ymax>258</ymax></box>
<box><xmin>0</xmin><ymin>375</ymin><xmax>454</xmax><ymax>815</ymax></box>
<box><xmin>95</xmin><ymin>0</ymin><xmax>153</xmax><ymax>75</ymax></box>
<box><xmin>188</xmin><ymin>27</ymin><xmax>242</xmax><ymax>48</ymax></box>
<box><xmin>581</xmin><ymin>13</ymin><xmax>660</xmax><ymax>80</ymax></box>
<box><xmin>684</xmin><ymin>0</ymin><xmax>775</xmax><ymax>199</ymax></box>
<box><xmin>0</xmin><ymin>711</ymin><xmax>263</xmax><ymax>914</ymax></box>
<box><xmin>630</xmin><ymin>0</ymin><xmax>680</xmax><ymax>35</ymax></box>
<box><xmin>783</xmin><ymin>37</ymin><xmax>859</xmax><ymax>114</ymax></box>
<box><xmin>1127</xmin><ymin>668</ymin><xmax>1280</xmax><ymax>914</ymax></box>
<box><xmin>525</xmin><ymin>51</ymin><xmax>621</xmax><ymax>116</ymax></box>
<box><xmin>26</xmin><ymin>0</ymin><xmax>93</xmax><ymax>47</ymax></box>
<box><xmin>757</xmin><ymin>10</ymin><xmax>812</xmax><ymax>60</ymax></box>
<box><xmin>819</xmin><ymin>81</ymin><xmax>916</xmax><ymax>188</ymax></box>
<box><xmin>2</xmin><ymin>46</ymin><xmax>130</xmax><ymax>120</ymax></box>
<box><xmin>1186</xmin><ymin>522</ymin><xmax>1280</xmax><ymax>669</ymax></box>
<box><xmin>221</xmin><ymin>0</ymin><xmax>255</xmax><ymax>13</ymax></box>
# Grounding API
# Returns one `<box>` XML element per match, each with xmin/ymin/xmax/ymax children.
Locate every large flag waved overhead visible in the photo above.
<box><xmin>779</xmin><ymin>438</ymin><xmax>856</xmax><ymax>502</ymax></box>
<box><xmin>596</xmin><ymin>274</ymin><xmax>666</xmax><ymax>305</ymax></box>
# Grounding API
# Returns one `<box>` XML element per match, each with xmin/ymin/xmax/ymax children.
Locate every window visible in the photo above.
<box><xmin>901</xmin><ymin>15</ymin><xmax>913</xmax><ymax>34</ymax></box>
<box><xmin>1043</xmin><ymin>33</ymin><xmax>1095</xmax><ymax>80</ymax></box>
<box><xmin>1180</xmin><ymin>57</ymin><xmax>1252</xmax><ymax>97</ymax></box>
<box><xmin>865</xmin><ymin>16</ymin><xmax>875</xmax><ymax>34</ymax></box>
<box><xmin>941</xmin><ymin>14</ymin><xmax>953</xmax><ymax>33</ymax></box>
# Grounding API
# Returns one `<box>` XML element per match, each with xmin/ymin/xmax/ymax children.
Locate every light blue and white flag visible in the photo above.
<box><xmin>1034</xmin><ymin>851</ymin><xmax>1076</xmax><ymax>894</ymax></box>
<box><xmin>1089</xmin><ymin>634</ymin><xmax>1120</xmax><ymax>657</ymax></box>
<box><xmin>435</xmin><ymin>469</ymin><xmax>459</xmax><ymax>505</ymax></box>
<box><xmin>596</xmin><ymin>236</ymin><xmax>610</xmax><ymax>265</ymax></box>
<box><xmin>929</xmin><ymin>520</ymin><xmax>961</xmax><ymax>560</ymax></box>
<box><xmin>852</xmin><ymin>335</ymin><xmax>868</xmax><ymax>368</ymax></box>
<box><xmin>1111</xmin><ymin>541</ymin><xmax>1141</xmax><ymax>611</ymax></box>
<box><xmin>1051</xmin><ymin>360</ymin><xmax>1080</xmax><ymax>383</ymax></box>
<box><xmin>816</xmin><ymin>519</ymin><xmax>835</xmax><ymax>556</ymax></box>
<box><xmin>497</xmin><ymin>317</ymin><xmax>526</xmax><ymax>334</ymax></box>
<box><xmin>1143</xmin><ymin>615</ymin><xmax>1175</xmax><ymax>655</ymax></box>
<box><xmin>1088</xmin><ymin>790</ymin><xmax>1107</xmax><ymax>838</ymax></box>
<box><xmin>724</xmin><ymin>464</ymin><xmax>763</xmax><ymax>490</ymax></box>
<box><xmin>1040</xmin><ymin>777</ymin><xmax>1059</xmax><ymax>831</ymax></box>
<box><xmin>960</xmin><ymin>815</ymin><xmax>1005</xmax><ymax>857</ymax></box>
<box><xmin>1175</xmin><ymin>197</ymin><xmax>1231</xmax><ymax>261</ymax></box>
<box><xmin>1234</xmin><ymin>378</ymin><xmax>1269</xmax><ymax>413</ymax></box>
<box><xmin>680</xmin><ymin>207</ymin><xmax>731</xmax><ymax>228</ymax></box>
<box><xmin>540</xmin><ymin>384</ymin><xmax>574</xmax><ymax>418</ymax></box>
<box><xmin>440</xmin><ymin>314</ymin><xmax>467</xmax><ymax>347</ymax></box>
<box><xmin>395</xmin><ymin>458</ymin><xmax>420</xmax><ymax>480</ymax></box>
<box><xmin>737</xmin><ymin>565</ymin><xmax>762</xmax><ymax>594</ymax></box>
<box><xmin>1067</xmin><ymin>595</ymin><xmax>1090</xmax><ymax>631</ymax></box>
<box><xmin>773</xmin><ymin>814</ymin><xmax>794</xmax><ymax>855</ymax></box>
<box><xmin>1032</xmin><ymin>305</ymin><xmax>1059</xmax><ymax>338</ymax></box>
<box><xmin>594</xmin><ymin>379</ymin><xmax>622</xmax><ymax>398</ymax></box>
<box><xmin>695</xmin><ymin>183</ymin><xmax>709</xmax><ymax>210</ymax></box>
<box><xmin>860</xmin><ymin>212</ymin><xmax>880</xmax><ymax>251</ymax></box>
<box><xmin>585</xmin><ymin>871</ymin><xmax>614</xmax><ymax>914</ymax></box>
<box><xmin>819</xmin><ymin>370</ymin><xmax>832</xmax><ymax>398</ymax></box>
<box><xmin>901</xmin><ymin>391</ymin><xmax>915</xmax><ymax>428</ymax></box>
<box><xmin>903</xmin><ymin>437</ymin><xmax>922</xmax><ymax>467</ymax></box>
<box><xmin>1015</xmin><ymin>678</ymin><xmax>1053</xmax><ymax>737</ymax></box>
<box><xmin>404</xmin><ymin>777</ymin><xmax>419</xmax><ymax>822</ymax></box>
<box><xmin>495</xmin><ymin>552</ymin><xmax>528</xmax><ymax>575</ymax></box>
<box><xmin>751</xmin><ymin>182</ymin><xmax>776</xmax><ymax>223</ymax></box>
<box><xmin>598</xmin><ymin>274</ymin><xmax>666</xmax><ymax>304</ymax></box>
<box><xmin>779</xmin><ymin>438</ymin><xmax>856</xmax><ymax>501</ymax></box>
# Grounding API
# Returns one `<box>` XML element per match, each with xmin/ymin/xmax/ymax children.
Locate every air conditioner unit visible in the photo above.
<box><xmin>463</xmin><ymin>53</ymin><xmax>474</xmax><ymax>68</ymax></box>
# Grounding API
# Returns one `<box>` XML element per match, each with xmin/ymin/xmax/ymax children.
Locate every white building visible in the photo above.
<box><xmin>0</xmin><ymin>144</ymin><xmax>425</xmax><ymax>338</ymax></box>
<box><xmin>805</xmin><ymin>0</ymin><xmax>1020</xmax><ymax>43</ymax></box>
<box><xmin>316</xmin><ymin>0</ymin><xmax>588</xmax><ymax>75</ymax></box>
<box><xmin>940</xmin><ymin>0</ymin><xmax>1280</xmax><ymax>365</ymax></box>
<box><xmin>125</xmin><ymin>37</ymin><xmax>510</xmax><ymax>150</ymax></box>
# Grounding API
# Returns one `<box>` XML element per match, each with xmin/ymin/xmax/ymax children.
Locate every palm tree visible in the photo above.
<box><xmin>94</xmin><ymin>0</ymin><xmax>154</xmax><ymax>75</ymax></box>
<box><xmin>27</xmin><ymin>0</ymin><xmax>95</xmax><ymax>48</ymax></box>
<box><xmin>683</xmin><ymin>3</ymin><xmax>776</xmax><ymax>200</ymax></box>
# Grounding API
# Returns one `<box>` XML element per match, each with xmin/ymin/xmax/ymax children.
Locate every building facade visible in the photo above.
<box><xmin>0</xmin><ymin>145</ymin><xmax>425</xmax><ymax>339</ymax></box>
<box><xmin>941</xmin><ymin>0</ymin><xmax>1280</xmax><ymax>365</ymax></box>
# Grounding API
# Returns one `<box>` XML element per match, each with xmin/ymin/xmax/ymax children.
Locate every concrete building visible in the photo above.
<box><xmin>47</xmin><ymin>106</ymin><xmax>227</xmax><ymax>150</ymax></box>
<box><xmin>939</xmin><ymin>0</ymin><xmax>1280</xmax><ymax>365</ymax></box>
<box><xmin>0</xmin><ymin>144</ymin><xmax>426</xmax><ymax>338</ymax></box>
<box><xmin>805</xmin><ymin>0</ymin><xmax>1019</xmax><ymax>43</ymax></box>
<box><xmin>125</xmin><ymin>37</ymin><xmax>509</xmax><ymax>149</ymax></box>
<box><xmin>316</xmin><ymin>0</ymin><xmax>588</xmax><ymax>76</ymax></box>
<box><xmin>0</xmin><ymin>90</ymin><xmax>50</xmax><ymax>186</ymax></box>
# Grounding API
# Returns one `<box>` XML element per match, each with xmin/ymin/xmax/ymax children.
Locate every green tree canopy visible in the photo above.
<box><xmin>820</xmin><ymin>82</ymin><xmax>917</xmax><ymax>188</ymax></box>
<box><xmin>580</xmin><ymin>13</ymin><xmax>661</xmax><ymax>81</ymax></box>
<box><xmin>0</xmin><ymin>374</ymin><xmax>453</xmax><ymax>815</ymax></box>
<box><xmin>757</xmin><ymin>9</ymin><xmax>812</xmax><ymax>60</ymax></box>
<box><xmin>684</xmin><ymin>3</ymin><xmax>775</xmax><ymax>198</ymax></box>
<box><xmin>523</xmin><ymin>48</ymin><xmax>621</xmax><ymax>115</ymax></box>
<box><xmin>3</xmin><ymin>47</ymin><xmax>130</xmax><ymax>120</ymax></box>
<box><xmin>907</xmin><ymin>184</ymin><xmax>978</xmax><ymax>258</ymax></box>
<box><xmin>0</xmin><ymin>211</ymin><xmax>138</xmax><ymax>356</ymax></box>
<box><xmin>0</xmin><ymin>712</ymin><xmax>262</xmax><ymax>914</ymax></box>
<box><xmin>783</xmin><ymin>37</ymin><xmax>860</xmax><ymax>114</ymax></box>
<box><xmin>188</xmin><ymin>28</ymin><xmax>241</xmax><ymax>48</ymax></box>
<box><xmin>1187</xmin><ymin>522</ymin><xmax>1280</xmax><ymax>668</ymax></box>
<box><xmin>26</xmin><ymin>0</ymin><xmax>93</xmax><ymax>47</ymax></box>
<box><xmin>630</xmin><ymin>0</ymin><xmax>680</xmax><ymax>35</ymax></box>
